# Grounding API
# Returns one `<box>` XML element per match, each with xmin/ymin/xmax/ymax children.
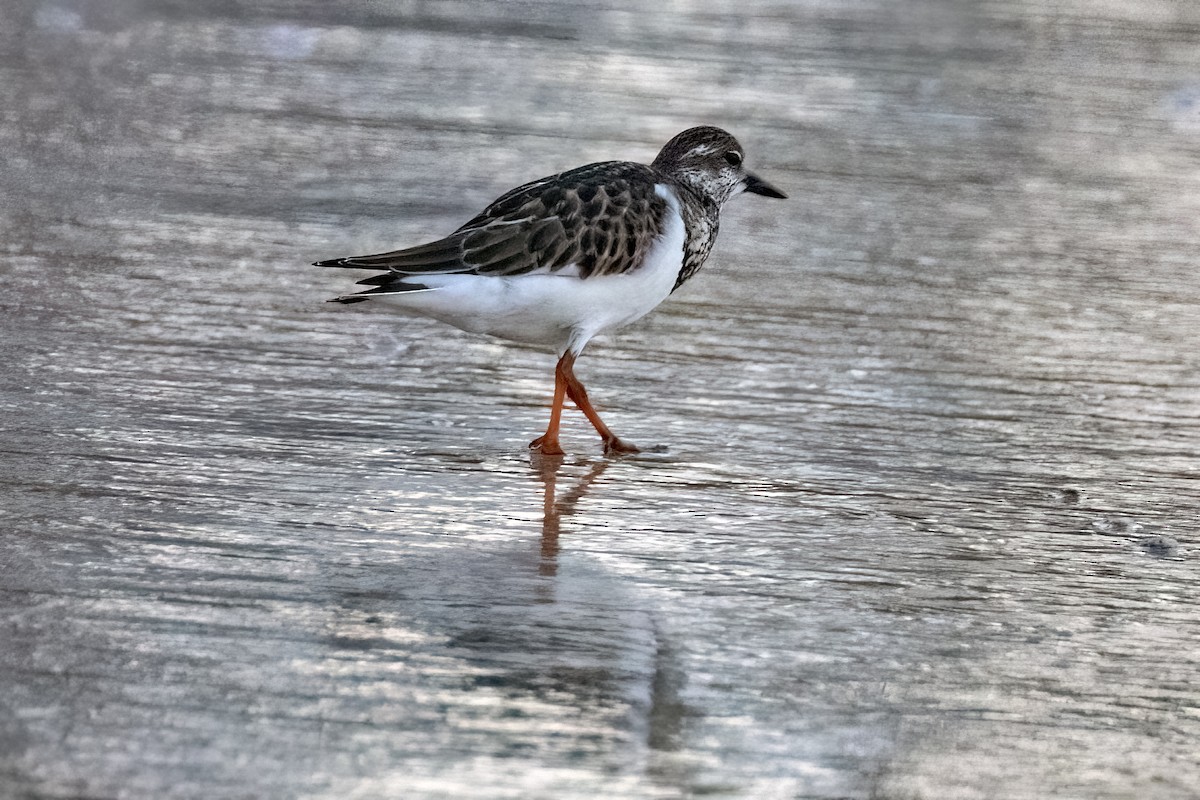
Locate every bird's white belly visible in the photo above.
<box><xmin>372</xmin><ymin>185</ymin><xmax>687</xmax><ymax>354</ymax></box>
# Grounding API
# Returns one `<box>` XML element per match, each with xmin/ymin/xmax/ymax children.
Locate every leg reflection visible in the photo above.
<box><xmin>530</xmin><ymin>453</ymin><xmax>612</xmax><ymax>582</ymax></box>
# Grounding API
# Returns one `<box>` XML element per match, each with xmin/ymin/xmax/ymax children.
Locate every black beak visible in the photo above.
<box><xmin>743</xmin><ymin>171</ymin><xmax>787</xmax><ymax>199</ymax></box>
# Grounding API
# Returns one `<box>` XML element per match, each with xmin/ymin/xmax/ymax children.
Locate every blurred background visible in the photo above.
<box><xmin>2</xmin><ymin>1</ymin><xmax>1198</xmax><ymax>798</ymax></box>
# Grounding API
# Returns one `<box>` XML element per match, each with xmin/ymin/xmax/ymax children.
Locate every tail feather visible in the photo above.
<box><xmin>318</xmin><ymin>252</ymin><xmax>447</xmax><ymax>305</ymax></box>
<box><xmin>355</xmin><ymin>273</ymin><xmax>399</xmax><ymax>286</ymax></box>
<box><xmin>328</xmin><ymin>280</ymin><xmax>436</xmax><ymax>304</ymax></box>
<box><xmin>312</xmin><ymin>237</ymin><xmax>466</xmax><ymax>272</ymax></box>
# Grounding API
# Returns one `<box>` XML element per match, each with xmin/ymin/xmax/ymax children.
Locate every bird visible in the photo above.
<box><xmin>314</xmin><ymin>126</ymin><xmax>786</xmax><ymax>456</ymax></box>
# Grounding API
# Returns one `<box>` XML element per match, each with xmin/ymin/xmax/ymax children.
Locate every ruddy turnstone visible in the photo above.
<box><xmin>315</xmin><ymin>126</ymin><xmax>786</xmax><ymax>455</ymax></box>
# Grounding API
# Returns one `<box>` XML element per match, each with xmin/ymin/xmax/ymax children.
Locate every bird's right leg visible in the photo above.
<box><xmin>529</xmin><ymin>359</ymin><xmax>568</xmax><ymax>456</ymax></box>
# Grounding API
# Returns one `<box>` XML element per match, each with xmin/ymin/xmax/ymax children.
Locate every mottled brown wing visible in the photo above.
<box><xmin>315</xmin><ymin>161</ymin><xmax>669</xmax><ymax>281</ymax></box>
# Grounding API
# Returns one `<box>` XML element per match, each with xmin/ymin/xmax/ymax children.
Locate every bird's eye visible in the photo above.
<box><xmin>724</xmin><ymin>151</ymin><xmax>743</xmax><ymax>167</ymax></box>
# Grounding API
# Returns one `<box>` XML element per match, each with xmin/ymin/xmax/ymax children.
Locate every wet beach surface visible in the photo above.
<box><xmin>2</xmin><ymin>1</ymin><xmax>1199</xmax><ymax>797</ymax></box>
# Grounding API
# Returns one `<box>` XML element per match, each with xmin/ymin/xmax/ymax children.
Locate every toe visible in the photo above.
<box><xmin>603</xmin><ymin>438</ymin><xmax>640</xmax><ymax>455</ymax></box>
<box><xmin>531</xmin><ymin>436</ymin><xmax>565</xmax><ymax>456</ymax></box>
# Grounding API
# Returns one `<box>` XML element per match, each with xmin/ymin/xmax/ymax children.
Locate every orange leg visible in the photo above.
<box><xmin>529</xmin><ymin>359</ymin><xmax>568</xmax><ymax>456</ymax></box>
<box><xmin>558</xmin><ymin>352</ymin><xmax>639</xmax><ymax>455</ymax></box>
<box><xmin>531</xmin><ymin>352</ymin><xmax>639</xmax><ymax>455</ymax></box>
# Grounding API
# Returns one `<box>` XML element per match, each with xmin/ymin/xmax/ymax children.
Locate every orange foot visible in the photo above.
<box><xmin>529</xmin><ymin>435</ymin><xmax>565</xmax><ymax>456</ymax></box>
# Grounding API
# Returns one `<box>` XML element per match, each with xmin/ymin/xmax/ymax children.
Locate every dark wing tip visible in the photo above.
<box><xmin>314</xmin><ymin>256</ymin><xmax>395</xmax><ymax>268</ymax></box>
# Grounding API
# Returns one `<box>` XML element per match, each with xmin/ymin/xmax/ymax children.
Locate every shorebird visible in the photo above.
<box><xmin>315</xmin><ymin>126</ymin><xmax>786</xmax><ymax>455</ymax></box>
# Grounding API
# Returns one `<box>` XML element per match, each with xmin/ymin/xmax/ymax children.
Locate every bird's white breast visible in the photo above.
<box><xmin>373</xmin><ymin>185</ymin><xmax>687</xmax><ymax>355</ymax></box>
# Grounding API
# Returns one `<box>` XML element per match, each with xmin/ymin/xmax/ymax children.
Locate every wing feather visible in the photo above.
<box><xmin>314</xmin><ymin>161</ymin><xmax>669</xmax><ymax>292</ymax></box>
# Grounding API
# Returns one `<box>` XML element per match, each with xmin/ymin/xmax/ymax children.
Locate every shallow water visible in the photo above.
<box><xmin>2</xmin><ymin>1</ymin><xmax>1199</xmax><ymax>798</ymax></box>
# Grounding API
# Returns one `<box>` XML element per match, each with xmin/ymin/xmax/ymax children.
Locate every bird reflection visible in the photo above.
<box><xmin>530</xmin><ymin>454</ymin><xmax>612</xmax><ymax>583</ymax></box>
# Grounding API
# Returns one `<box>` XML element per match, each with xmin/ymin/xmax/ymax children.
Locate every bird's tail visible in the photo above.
<box><xmin>327</xmin><ymin>279</ymin><xmax>437</xmax><ymax>304</ymax></box>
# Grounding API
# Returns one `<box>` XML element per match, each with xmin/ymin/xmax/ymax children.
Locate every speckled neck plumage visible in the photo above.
<box><xmin>658</xmin><ymin>178</ymin><xmax>721</xmax><ymax>292</ymax></box>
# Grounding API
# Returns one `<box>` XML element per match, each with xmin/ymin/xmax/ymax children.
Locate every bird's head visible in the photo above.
<box><xmin>652</xmin><ymin>126</ymin><xmax>787</xmax><ymax>207</ymax></box>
